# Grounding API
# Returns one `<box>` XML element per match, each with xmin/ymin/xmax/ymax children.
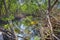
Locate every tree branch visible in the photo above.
<box><xmin>50</xmin><ymin>0</ymin><xmax>58</xmax><ymax>10</ymax></box>
<box><xmin>52</xmin><ymin>34</ymin><xmax>60</xmax><ymax>40</ymax></box>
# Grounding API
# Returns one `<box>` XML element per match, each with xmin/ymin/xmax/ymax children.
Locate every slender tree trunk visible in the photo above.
<box><xmin>3</xmin><ymin>0</ymin><xmax>16</xmax><ymax>40</ymax></box>
<box><xmin>45</xmin><ymin>0</ymin><xmax>53</xmax><ymax>40</ymax></box>
<box><xmin>45</xmin><ymin>0</ymin><xmax>58</xmax><ymax>40</ymax></box>
<box><xmin>46</xmin><ymin>10</ymin><xmax>53</xmax><ymax>40</ymax></box>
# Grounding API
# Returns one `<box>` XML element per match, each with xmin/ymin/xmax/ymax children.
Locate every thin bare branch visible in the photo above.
<box><xmin>52</xmin><ymin>34</ymin><xmax>60</xmax><ymax>40</ymax></box>
<box><xmin>51</xmin><ymin>0</ymin><xmax>58</xmax><ymax>10</ymax></box>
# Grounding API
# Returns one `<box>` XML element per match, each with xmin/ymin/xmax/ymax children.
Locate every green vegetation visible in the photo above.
<box><xmin>0</xmin><ymin>0</ymin><xmax>60</xmax><ymax>40</ymax></box>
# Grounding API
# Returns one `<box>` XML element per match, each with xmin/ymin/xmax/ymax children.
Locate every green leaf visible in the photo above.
<box><xmin>34</xmin><ymin>36</ymin><xmax>40</xmax><ymax>40</ymax></box>
<box><xmin>21</xmin><ymin>4</ymin><xmax>27</xmax><ymax>12</ymax></box>
<box><xmin>4</xmin><ymin>24</ymin><xmax>9</xmax><ymax>29</ymax></box>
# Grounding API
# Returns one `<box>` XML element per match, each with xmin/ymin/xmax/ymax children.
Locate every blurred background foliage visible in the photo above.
<box><xmin>0</xmin><ymin>0</ymin><xmax>60</xmax><ymax>40</ymax></box>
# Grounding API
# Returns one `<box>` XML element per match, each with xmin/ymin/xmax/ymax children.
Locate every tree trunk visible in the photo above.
<box><xmin>45</xmin><ymin>0</ymin><xmax>58</xmax><ymax>40</ymax></box>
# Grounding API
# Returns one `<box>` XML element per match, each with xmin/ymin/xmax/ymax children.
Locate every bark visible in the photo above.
<box><xmin>45</xmin><ymin>0</ymin><xmax>59</xmax><ymax>40</ymax></box>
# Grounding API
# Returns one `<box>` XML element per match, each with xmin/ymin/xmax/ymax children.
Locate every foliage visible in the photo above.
<box><xmin>0</xmin><ymin>0</ymin><xmax>60</xmax><ymax>40</ymax></box>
